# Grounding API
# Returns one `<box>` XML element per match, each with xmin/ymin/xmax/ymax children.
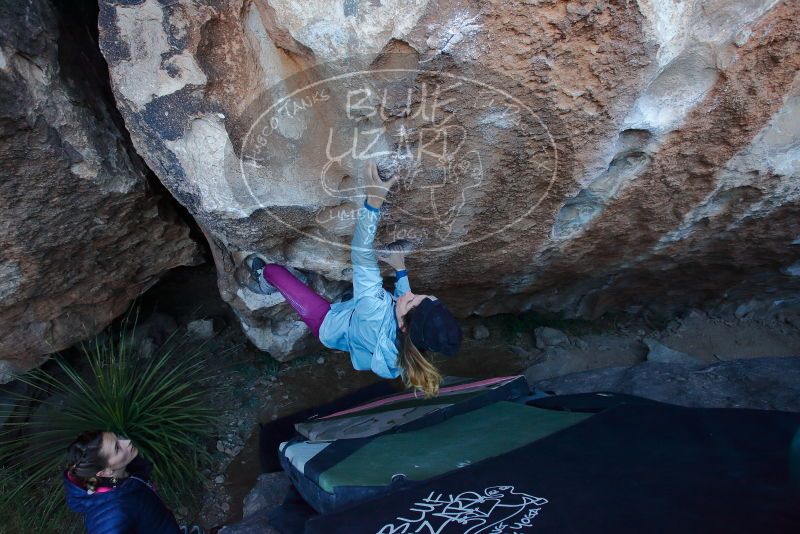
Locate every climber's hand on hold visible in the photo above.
<box><xmin>377</xmin><ymin>239</ymin><xmax>413</xmax><ymax>270</ymax></box>
<box><xmin>377</xmin><ymin>248</ymin><xmax>406</xmax><ymax>271</ymax></box>
<box><xmin>364</xmin><ymin>160</ymin><xmax>398</xmax><ymax>209</ymax></box>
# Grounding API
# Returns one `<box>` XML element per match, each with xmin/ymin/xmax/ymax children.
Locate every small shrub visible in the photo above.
<box><xmin>0</xmin><ymin>306</ymin><xmax>218</xmax><ymax>532</ymax></box>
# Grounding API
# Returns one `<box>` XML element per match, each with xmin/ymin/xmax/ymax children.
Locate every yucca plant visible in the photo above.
<box><xmin>0</xmin><ymin>306</ymin><xmax>219</xmax><ymax>532</ymax></box>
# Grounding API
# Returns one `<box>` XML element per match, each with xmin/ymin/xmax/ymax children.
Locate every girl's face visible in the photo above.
<box><xmin>396</xmin><ymin>291</ymin><xmax>431</xmax><ymax>332</ymax></box>
<box><xmin>96</xmin><ymin>432</ymin><xmax>138</xmax><ymax>477</ymax></box>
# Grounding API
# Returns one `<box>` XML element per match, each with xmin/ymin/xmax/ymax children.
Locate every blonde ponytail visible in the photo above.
<box><xmin>399</xmin><ymin>311</ymin><xmax>442</xmax><ymax>398</ymax></box>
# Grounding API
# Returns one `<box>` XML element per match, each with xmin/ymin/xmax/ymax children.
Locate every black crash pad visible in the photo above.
<box><xmin>305</xmin><ymin>403</ymin><xmax>800</xmax><ymax>534</ymax></box>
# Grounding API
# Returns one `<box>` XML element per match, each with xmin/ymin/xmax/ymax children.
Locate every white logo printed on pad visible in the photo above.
<box><xmin>377</xmin><ymin>485</ymin><xmax>547</xmax><ymax>533</ymax></box>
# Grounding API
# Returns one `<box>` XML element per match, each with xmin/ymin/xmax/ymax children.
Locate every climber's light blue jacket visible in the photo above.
<box><xmin>318</xmin><ymin>199</ymin><xmax>410</xmax><ymax>378</ymax></box>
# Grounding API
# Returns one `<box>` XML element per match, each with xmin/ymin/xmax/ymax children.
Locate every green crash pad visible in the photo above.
<box><xmin>318</xmin><ymin>401</ymin><xmax>591</xmax><ymax>493</ymax></box>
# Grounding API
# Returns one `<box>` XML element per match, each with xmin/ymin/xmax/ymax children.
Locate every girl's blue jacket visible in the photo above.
<box><xmin>318</xmin><ymin>200</ymin><xmax>411</xmax><ymax>378</ymax></box>
<box><xmin>63</xmin><ymin>457</ymin><xmax>179</xmax><ymax>534</ymax></box>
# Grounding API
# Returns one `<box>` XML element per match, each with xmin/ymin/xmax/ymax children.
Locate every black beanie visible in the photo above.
<box><xmin>408</xmin><ymin>297</ymin><xmax>462</xmax><ymax>357</ymax></box>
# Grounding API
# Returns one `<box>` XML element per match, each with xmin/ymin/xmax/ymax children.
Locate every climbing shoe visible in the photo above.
<box><xmin>243</xmin><ymin>254</ymin><xmax>277</xmax><ymax>295</ymax></box>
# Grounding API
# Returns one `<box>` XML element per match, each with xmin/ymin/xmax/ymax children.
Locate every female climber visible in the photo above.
<box><xmin>243</xmin><ymin>161</ymin><xmax>462</xmax><ymax>397</ymax></box>
<box><xmin>63</xmin><ymin>430</ymin><xmax>200</xmax><ymax>534</ymax></box>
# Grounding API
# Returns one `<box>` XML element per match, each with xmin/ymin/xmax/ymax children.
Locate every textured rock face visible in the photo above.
<box><xmin>97</xmin><ymin>0</ymin><xmax>799</xmax><ymax>358</ymax></box>
<box><xmin>0</xmin><ymin>0</ymin><xmax>202</xmax><ymax>379</ymax></box>
<box><xmin>533</xmin><ymin>357</ymin><xmax>800</xmax><ymax>411</ymax></box>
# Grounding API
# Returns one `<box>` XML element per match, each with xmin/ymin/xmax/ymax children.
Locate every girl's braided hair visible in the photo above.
<box><xmin>66</xmin><ymin>431</ymin><xmax>106</xmax><ymax>486</ymax></box>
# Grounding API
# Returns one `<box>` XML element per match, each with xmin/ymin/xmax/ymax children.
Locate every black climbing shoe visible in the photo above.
<box><xmin>246</xmin><ymin>254</ymin><xmax>266</xmax><ymax>277</ymax></box>
<box><xmin>244</xmin><ymin>254</ymin><xmax>277</xmax><ymax>295</ymax></box>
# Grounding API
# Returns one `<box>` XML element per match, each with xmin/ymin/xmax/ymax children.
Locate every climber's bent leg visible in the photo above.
<box><xmin>262</xmin><ymin>264</ymin><xmax>331</xmax><ymax>338</ymax></box>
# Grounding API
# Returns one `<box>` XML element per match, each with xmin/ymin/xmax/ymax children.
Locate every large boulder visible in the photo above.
<box><xmin>0</xmin><ymin>0</ymin><xmax>202</xmax><ymax>379</ymax></box>
<box><xmin>533</xmin><ymin>356</ymin><xmax>800</xmax><ymax>411</ymax></box>
<box><xmin>97</xmin><ymin>0</ymin><xmax>799</xmax><ymax>359</ymax></box>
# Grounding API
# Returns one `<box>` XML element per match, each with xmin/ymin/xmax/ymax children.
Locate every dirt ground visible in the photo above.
<box><xmin>133</xmin><ymin>264</ymin><xmax>800</xmax><ymax>530</ymax></box>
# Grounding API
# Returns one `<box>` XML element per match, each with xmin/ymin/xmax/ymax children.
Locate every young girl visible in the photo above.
<box><xmin>244</xmin><ymin>161</ymin><xmax>462</xmax><ymax>397</ymax></box>
<box><xmin>63</xmin><ymin>431</ymin><xmax>189</xmax><ymax>534</ymax></box>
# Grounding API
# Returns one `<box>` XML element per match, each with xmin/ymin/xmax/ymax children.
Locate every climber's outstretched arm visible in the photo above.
<box><xmin>377</xmin><ymin>241</ymin><xmax>411</xmax><ymax>298</ymax></box>
<box><xmin>351</xmin><ymin>161</ymin><xmax>398</xmax><ymax>299</ymax></box>
<box><xmin>351</xmin><ymin>201</ymin><xmax>382</xmax><ymax>297</ymax></box>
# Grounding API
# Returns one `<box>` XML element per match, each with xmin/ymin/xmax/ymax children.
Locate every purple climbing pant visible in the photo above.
<box><xmin>262</xmin><ymin>264</ymin><xmax>331</xmax><ymax>339</ymax></box>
